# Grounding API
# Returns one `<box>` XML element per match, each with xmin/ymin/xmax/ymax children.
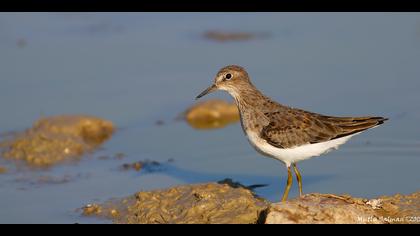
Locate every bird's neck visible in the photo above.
<box><xmin>228</xmin><ymin>83</ymin><xmax>268</xmax><ymax>111</ymax></box>
<box><xmin>227</xmin><ymin>83</ymin><xmax>277</xmax><ymax>133</ymax></box>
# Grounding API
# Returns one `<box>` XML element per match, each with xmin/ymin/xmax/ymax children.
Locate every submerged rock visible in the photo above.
<box><xmin>0</xmin><ymin>115</ymin><xmax>114</xmax><ymax>167</ymax></box>
<box><xmin>184</xmin><ymin>99</ymin><xmax>240</xmax><ymax>129</ymax></box>
<box><xmin>82</xmin><ymin>182</ymin><xmax>269</xmax><ymax>224</ymax></box>
<box><xmin>82</xmin><ymin>204</ymin><xmax>103</xmax><ymax>216</ymax></box>
<box><xmin>203</xmin><ymin>30</ymin><xmax>270</xmax><ymax>42</ymax></box>
<box><xmin>120</xmin><ymin>159</ymin><xmax>172</xmax><ymax>173</ymax></box>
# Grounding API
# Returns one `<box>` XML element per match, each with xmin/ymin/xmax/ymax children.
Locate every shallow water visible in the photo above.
<box><xmin>0</xmin><ymin>13</ymin><xmax>420</xmax><ymax>223</ymax></box>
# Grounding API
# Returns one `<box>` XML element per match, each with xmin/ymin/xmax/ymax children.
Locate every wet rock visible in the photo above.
<box><xmin>378</xmin><ymin>191</ymin><xmax>420</xmax><ymax>224</ymax></box>
<box><xmin>121</xmin><ymin>161</ymin><xmax>144</xmax><ymax>172</ymax></box>
<box><xmin>0</xmin><ymin>115</ymin><xmax>114</xmax><ymax>167</ymax></box>
<box><xmin>265</xmin><ymin>192</ymin><xmax>420</xmax><ymax>224</ymax></box>
<box><xmin>0</xmin><ymin>166</ymin><xmax>7</xmax><ymax>174</ymax></box>
<box><xmin>82</xmin><ymin>204</ymin><xmax>103</xmax><ymax>216</ymax></box>
<box><xmin>203</xmin><ymin>30</ymin><xmax>270</xmax><ymax>42</ymax></box>
<box><xmin>184</xmin><ymin>99</ymin><xmax>240</xmax><ymax>129</ymax></box>
<box><xmin>83</xmin><ymin>182</ymin><xmax>269</xmax><ymax>224</ymax></box>
<box><xmin>265</xmin><ymin>194</ymin><xmax>385</xmax><ymax>224</ymax></box>
<box><xmin>120</xmin><ymin>159</ymin><xmax>172</xmax><ymax>173</ymax></box>
<box><xmin>81</xmin><ymin>178</ymin><xmax>420</xmax><ymax>224</ymax></box>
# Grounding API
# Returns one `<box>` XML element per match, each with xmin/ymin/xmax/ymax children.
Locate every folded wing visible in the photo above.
<box><xmin>260</xmin><ymin>108</ymin><xmax>387</xmax><ymax>149</ymax></box>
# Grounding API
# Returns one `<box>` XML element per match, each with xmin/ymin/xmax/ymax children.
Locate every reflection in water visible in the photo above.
<box><xmin>183</xmin><ymin>99</ymin><xmax>240</xmax><ymax>130</ymax></box>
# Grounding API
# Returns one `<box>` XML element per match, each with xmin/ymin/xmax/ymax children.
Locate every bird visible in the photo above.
<box><xmin>195</xmin><ymin>65</ymin><xmax>388</xmax><ymax>202</ymax></box>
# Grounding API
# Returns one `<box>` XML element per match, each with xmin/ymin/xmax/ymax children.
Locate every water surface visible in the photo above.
<box><xmin>0</xmin><ymin>13</ymin><xmax>419</xmax><ymax>223</ymax></box>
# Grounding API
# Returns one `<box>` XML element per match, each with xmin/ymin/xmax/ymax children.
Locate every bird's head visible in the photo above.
<box><xmin>196</xmin><ymin>65</ymin><xmax>251</xmax><ymax>99</ymax></box>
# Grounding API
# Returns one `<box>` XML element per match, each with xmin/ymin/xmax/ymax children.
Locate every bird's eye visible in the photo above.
<box><xmin>225</xmin><ymin>73</ymin><xmax>232</xmax><ymax>80</ymax></box>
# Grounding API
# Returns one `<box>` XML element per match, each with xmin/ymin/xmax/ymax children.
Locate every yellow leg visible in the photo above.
<box><xmin>293</xmin><ymin>163</ymin><xmax>303</xmax><ymax>197</ymax></box>
<box><xmin>281</xmin><ymin>166</ymin><xmax>293</xmax><ymax>202</ymax></box>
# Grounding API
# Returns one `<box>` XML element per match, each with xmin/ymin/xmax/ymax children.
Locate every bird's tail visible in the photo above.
<box><xmin>326</xmin><ymin>116</ymin><xmax>388</xmax><ymax>139</ymax></box>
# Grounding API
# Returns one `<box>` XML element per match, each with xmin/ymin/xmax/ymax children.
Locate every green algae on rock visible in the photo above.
<box><xmin>184</xmin><ymin>99</ymin><xmax>240</xmax><ymax>130</ymax></box>
<box><xmin>82</xmin><ymin>182</ymin><xmax>269</xmax><ymax>224</ymax></box>
<box><xmin>0</xmin><ymin>115</ymin><xmax>114</xmax><ymax>167</ymax></box>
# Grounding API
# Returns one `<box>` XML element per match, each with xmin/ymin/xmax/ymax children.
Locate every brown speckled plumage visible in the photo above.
<box><xmin>213</xmin><ymin>65</ymin><xmax>387</xmax><ymax>149</ymax></box>
<box><xmin>196</xmin><ymin>65</ymin><xmax>388</xmax><ymax>201</ymax></box>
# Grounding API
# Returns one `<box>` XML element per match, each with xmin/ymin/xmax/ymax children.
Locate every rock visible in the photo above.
<box><xmin>120</xmin><ymin>159</ymin><xmax>174</xmax><ymax>173</ymax></box>
<box><xmin>82</xmin><ymin>204</ymin><xmax>103</xmax><ymax>216</ymax></box>
<box><xmin>378</xmin><ymin>192</ymin><xmax>420</xmax><ymax>224</ymax></box>
<box><xmin>121</xmin><ymin>161</ymin><xmax>144</xmax><ymax>172</ymax></box>
<box><xmin>265</xmin><ymin>192</ymin><xmax>420</xmax><ymax>224</ymax></box>
<box><xmin>81</xmin><ymin>178</ymin><xmax>420</xmax><ymax>224</ymax></box>
<box><xmin>83</xmin><ymin>182</ymin><xmax>269</xmax><ymax>224</ymax></box>
<box><xmin>265</xmin><ymin>194</ymin><xmax>385</xmax><ymax>224</ymax></box>
<box><xmin>0</xmin><ymin>115</ymin><xmax>114</xmax><ymax>167</ymax></box>
<box><xmin>184</xmin><ymin>99</ymin><xmax>240</xmax><ymax>129</ymax></box>
<box><xmin>86</xmin><ymin>188</ymin><xmax>420</xmax><ymax>224</ymax></box>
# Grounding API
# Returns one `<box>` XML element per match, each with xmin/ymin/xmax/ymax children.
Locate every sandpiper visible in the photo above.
<box><xmin>196</xmin><ymin>65</ymin><xmax>388</xmax><ymax>202</ymax></box>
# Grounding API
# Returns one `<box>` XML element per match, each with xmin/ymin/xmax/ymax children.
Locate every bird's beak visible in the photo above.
<box><xmin>196</xmin><ymin>84</ymin><xmax>217</xmax><ymax>100</ymax></box>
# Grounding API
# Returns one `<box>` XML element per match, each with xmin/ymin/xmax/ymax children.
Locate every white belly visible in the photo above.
<box><xmin>245</xmin><ymin>130</ymin><xmax>358</xmax><ymax>167</ymax></box>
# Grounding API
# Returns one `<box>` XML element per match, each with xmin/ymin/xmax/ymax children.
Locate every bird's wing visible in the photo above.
<box><xmin>260</xmin><ymin>108</ymin><xmax>387</xmax><ymax>149</ymax></box>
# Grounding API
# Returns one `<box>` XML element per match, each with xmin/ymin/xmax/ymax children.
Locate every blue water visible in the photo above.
<box><xmin>0</xmin><ymin>13</ymin><xmax>419</xmax><ymax>223</ymax></box>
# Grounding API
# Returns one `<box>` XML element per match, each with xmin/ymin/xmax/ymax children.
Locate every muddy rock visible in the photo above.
<box><xmin>266</xmin><ymin>194</ymin><xmax>385</xmax><ymax>224</ymax></box>
<box><xmin>0</xmin><ymin>115</ymin><xmax>114</xmax><ymax>167</ymax></box>
<box><xmin>84</xmin><ymin>186</ymin><xmax>420</xmax><ymax>224</ymax></box>
<box><xmin>184</xmin><ymin>99</ymin><xmax>240</xmax><ymax>129</ymax></box>
<box><xmin>378</xmin><ymin>191</ymin><xmax>420</xmax><ymax>224</ymax></box>
<box><xmin>83</xmin><ymin>182</ymin><xmax>269</xmax><ymax>224</ymax></box>
<box><xmin>265</xmin><ymin>192</ymin><xmax>420</xmax><ymax>224</ymax></box>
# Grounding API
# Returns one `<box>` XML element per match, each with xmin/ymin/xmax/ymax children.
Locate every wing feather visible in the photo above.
<box><xmin>260</xmin><ymin>108</ymin><xmax>387</xmax><ymax>148</ymax></box>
